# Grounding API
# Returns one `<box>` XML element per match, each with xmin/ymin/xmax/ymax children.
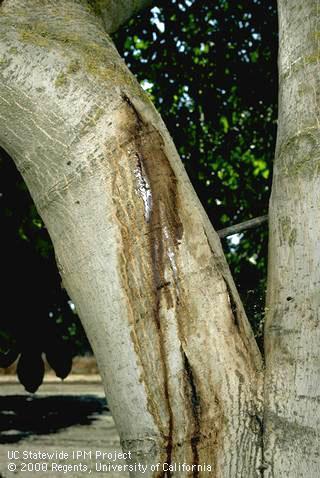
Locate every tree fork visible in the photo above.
<box><xmin>0</xmin><ymin>1</ymin><xmax>263</xmax><ymax>476</ymax></box>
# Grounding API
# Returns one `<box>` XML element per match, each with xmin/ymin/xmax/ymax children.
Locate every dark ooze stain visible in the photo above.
<box><xmin>111</xmin><ymin>94</ymin><xmax>184</xmax><ymax>472</ymax></box>
<box><xmin>111</xmin><ymin>95</ymin><xmax>227</xmax><ymax>474</ymax></box>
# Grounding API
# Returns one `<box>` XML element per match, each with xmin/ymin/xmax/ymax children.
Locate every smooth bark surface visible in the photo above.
<box><xmin>265</xmin><ymin>1</ymin><xmax>320</xmax><ymax>476</ymax></box>
<box><xmin>90</xmin><ymin>0</ymin><xmax>153</xmax><ymax>34</ymax></box>
<box><xmin>0</xmin><ymin>1</ymin><xmax>262</xmax><ymax>476</ymax></box>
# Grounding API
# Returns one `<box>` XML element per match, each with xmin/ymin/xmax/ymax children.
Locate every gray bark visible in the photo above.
<box><xmin>0</xmin><ymin>1</ymin><xmax>262</xmax><ymax>476</ymax></box>
<box><xmin>90</xmin><ymin>0</ymin><xmax>153</xmax><ymax>34</ymax></box>
<box><xmin>264</xmin><ymin>1</ymin><xmax>320</xmax><ymax>476</ymax></box>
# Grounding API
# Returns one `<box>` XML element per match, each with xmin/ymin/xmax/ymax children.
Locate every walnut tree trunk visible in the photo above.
<box><xmin>0</xmin><ymin>1</ymin><xmax>264</xmax><ymax>476</ymax></box>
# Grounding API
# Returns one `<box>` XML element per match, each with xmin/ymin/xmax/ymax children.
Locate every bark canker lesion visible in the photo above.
<box><xmin>107</xmin><ymin>92</ymin><xmax>262</xmax><ymax>475</ymax></box>
<box><xmin>111</xmin><ymin>93</ymin><xmax>185</xmax><ymax>472</ymax></box>
<box><xmin>108</xmin><ymin>90</ymin><xmax>262</xmax><ymax>475</ymax></box>
<box><xmin>109</xmin><ymin>92</ymin><xmax>222</xmax><ymax>473</ymax></box>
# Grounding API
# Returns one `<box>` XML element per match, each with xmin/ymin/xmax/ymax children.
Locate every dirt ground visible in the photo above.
<box><xmin>0</xmin><ymin>377</ymin><xmax>129</xmax><ymax>478</ymax></box>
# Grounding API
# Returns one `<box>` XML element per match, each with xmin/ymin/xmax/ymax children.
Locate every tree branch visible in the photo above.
<box><xmin>90</xmin><ymin>0</ymin><xmax>153</xmax><ymax>34</ymax></box>
<box><xmin>217</xmin><ymin>215</ymin><xmax>268</xmax><ymax>239</ymax></box>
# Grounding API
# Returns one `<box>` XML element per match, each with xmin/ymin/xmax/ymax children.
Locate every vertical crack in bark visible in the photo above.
<box><xmin>225</xmin><ymin>280</ymin><xmax>240</xmax><ymax>330</ymax></box>
<box><xmin>121</xmin><ymin>93</ymin><xmax>145</xmax><ymax>126</ymax></box>
<box><xmin>182</xmin><ymin>349</ymin><xmax>201</xmax><ymax>477</ymax></box>
<box><xmin>255</xmin><ymin>413</ymin><xmax>266</xmax><ymax>477</ymax></box>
